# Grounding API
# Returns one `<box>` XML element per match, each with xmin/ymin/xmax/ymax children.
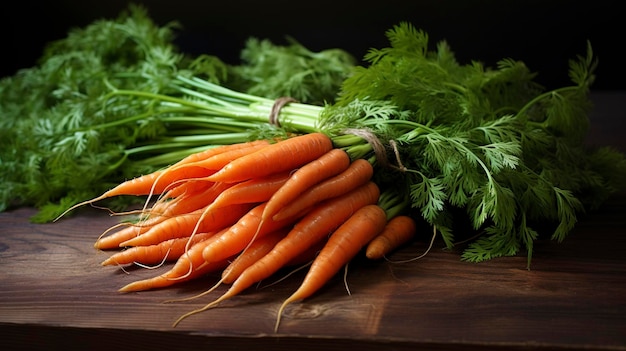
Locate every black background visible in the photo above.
<box><xmin>1</xmin><ymin>0</ymin><xmax>622</xmax><ymax>90</ymax></box>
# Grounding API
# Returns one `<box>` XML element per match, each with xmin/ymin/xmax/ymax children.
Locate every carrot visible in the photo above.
<box><xmin>365</xmin><ymin>215</ymin><xmax>417</xmax><ymax>260</ymax></box>
<box><xmin>118</xmin><ymin>203</ymin><xmax>253</xmax><ymax>247</ymax></box>
<box><xmin>272</xmin><ymin>158</ymin><xmax>374</xmax><ymax>222</ymax></box>
<box><xmin>54</xmin><ymin>165</ymin><xmax>215</xmax><ymax>222</ymax></box>
<box><xmin>205</xmin><ymin>132</ymin><xmax>333</xmax><ymax>183</ymax></box>
<box><xmin>150</xmin><ymin>179</ymin><xmax>214</xmax><ymax>209</ymax></box>
<box><xmin>174</xmin><ymin>141</ymin><xmax>271</xmax><ymax>171</ymax></box>
<box><xmin>139</xmin><ymin>181</ymin><xmax>235</xmax><ymax>227</ymax></box>
<box><xmin>94</xmin><ymin>221</ymin><xmax>152</xmax><ymax>250</ymax></box>
<box><xmin>118</xmin><ymin>231</ymin><xmax>232</xmax><ymax>292</ymax></box>
<box><xmin>101</xmin><ymin>231</ymin><xmax>216</xmax><ymax>266</ymax></box>
<box><xmin>201</xmin><ymin>202</ymin><xmax>300</xmax><ymax>264</ymax></box>
<box><xmin>259</xmin><ymin>148</ymin><xmax>350</xmax><ymax>226</ymax></box>
<box><xmin>172</xmin><ymin>139</ymin><xmax>271</xmax><ymax>167</ymax></box>
<box><xmin>135</xmin><ymin>142</ymin><xmax>272</xmax><ymax>218</ymax></box>
<box><xmin>54</xmin><ymin>140</ymin><xmax>271</xmax><ymax>222</ymax></box>
<box><xmin>206</xmin><ymin>171</ymin><xmax>292</xmax><ymax>212</ymax></box>
<box><xmin>172</xmin><ymin>181</ymin><xmax>380</xmax><ymax>327</ymax></box>
<box><xmin>274</xmin><ymin>204</ymin><xmax>388</xmax><ymax>332</ymax></box>
<box><xmin>220</xmin><ymin>228</ymin><xmax>290</xmax><ymax>284</ymax></box>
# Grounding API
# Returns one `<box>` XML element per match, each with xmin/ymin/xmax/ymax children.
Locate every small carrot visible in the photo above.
<box><xmin>140</xmin><ymin>181</ymin><xmax>235</xmax><ymax>228</ymax></box>
<box><xmin>175</xmin><ymin>141</ymin><xmax>271</xmax><ymax>171</ymax></box>
<box><xmin>172</xmin><ymin>139</ymin><xmax>271</xmax><ymax>166</ymax></box>
<box><xmin>101</xmin><ymin>231</ymin><xmax>216</xmax><ymax>266</ymax></box>
<box><xmin>150</xmin><ymin>179</ymin><xmax>214</xmax><ymax>211</ymax></box>
<box><xmin>365</xmin><ymin>215</ymin><xmax>418</xmax><ymax>260</ymax></box>
<box><xmin>152</xmin><ymin>178</ymin><xmax>215</xmax><ymax>199</ymax></box>
<box><xmin>118</xmin><ymin>203</ymin><xmax>253</xmax><ymax>247</ymax></box>
<box><xmin>118</xmin><ymin>231</ymin><xmax>232</xmax><ymax>292</ymax></box>
<box><xmin>272</xmin><ymin>158</ymin><xmax>374</xmax><ymax>222</ymax></box>
<box><xmin>201</xmin><ymin>202</ymin><xmax>299</xmax><ymax>264</ymax></box>
<box><xmin>172</xmin><ymin>181</ymin><xmax>380</xmax><ymax>327</ymax></box>
<box><xmin>274</xmin><ymin>204</ymin><xmax>388</xmax><ymax>332</ymax></box>
<box><xmin>205</xmin><ymin>132</ymin><xmax>333</xmax><ymax>183</ymax></box>
<box><xmin>220</xmin><ymin>228</ymin><xmax>290</xmax><ymax>284</ymax></box>
<box><xmin>259</xmin><ymin>148</ymin><xmax>351</xmax><ymax>227</ymax></box>
<box><xmin>206</xmin><ymin>171</ymin><xmax>292</xmax><ymax>212</ymax></box>
<box><xmin>94</xmin><ymin>221</ymin><xmax>152</xmax><ymax>250</ymax></box>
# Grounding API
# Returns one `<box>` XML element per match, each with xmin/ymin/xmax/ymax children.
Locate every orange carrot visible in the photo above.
<box><xmin>206</xmin><ymin>171</ymin><xmax>292</xmax><ymax>211</ymax></box>
<box><xmin>101</xmin><ymin>232</ymin><xmax>216</xmax><ymax>266</ymax></box>
<box><xmin>220</xmin><ymin>228</ymin><xmax>290</xmax><ymax>284</ymax></box>
<box><xmin>54</xmin><ymin>165</ymin><xmax>215</xmax><ymax>221</ymax></box>
<box><xmin>272</xmin><ymin>158</ymin><xmax>374</xmax><ymax>222</ymax></box>
<box><xmin>140</xmin><ymin>181</ymin><xmax>235</xmax><ymax>227</ymax></box>
<box><xmin>365</xmin><ymin>215</ymin><xmax>417</xmax><ymax>260</ymax></box>
<box><xmin>171</xmin><ymin>181</ymin><xmax>380</xmax><ymax>327</ymax></box>
<box><xmin>55</xmin><ymin>140</ymin><xmax>271</xmax><ymax>222</ymax></box>
<box><xmin>201</xmin><ymin>202</ymin><xmax>299</xmax><ymax>264</ymax></box>
<box><xmin>118</xmin><ymin>203</ymin><xmax>253</xmax><ymax>247</ymax></box>
<box><xmin>205</xmin><ymin>132</ymin><xmax>333</xmax><ymax>183</ymax></box>
<box><xmin>94</xmin><ymin>222</ymin><xmax>152</xmax><ymax>250</ymax></box>
<box><xmin>151</xmin><ymin>179</ymin><xmax>214</xmax><ymax>209</ymax></box>
<box><xmin>274</xmin><ymin>204</ymin><xmax>388</xmax><ymax>331</ymax></box>
<box><xmin>176</xmin><ymin>141</ymin><xmax>271</xmax><ymax>171</ymax></box>
<box><xmin>172</xmin><ymin>139</ymin><xmax>271</xmax><ymax>166</ymax></box>
<box><xmin>259</xmin><ymin>148</ymin><xmax>350</xmax><ymax>226</ymax></box>
<box><xmin>118</xmin><ymin>231</ymin><xmax>232</xmax><ymax>292</ymax></box>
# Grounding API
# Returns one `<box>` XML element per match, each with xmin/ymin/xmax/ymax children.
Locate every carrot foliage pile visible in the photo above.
<box><xmin>2</xmin><ymin>4</ymin><xmax>626</xmax><ymax>329</ymax></box>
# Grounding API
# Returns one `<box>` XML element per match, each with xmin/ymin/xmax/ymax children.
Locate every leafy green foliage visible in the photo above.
<box><xmin>226</xmin><ymin>37</ymin><xmax>356</xmax><ymax>105</ymax></box>
<box><xmin>0</xmin><ymin>5</ymin><xmax>346</xmax><ymax>222</ymax></box>
<box><xmin>327</xmin><ymin>22</ymin><xmax>625</xmax><ymax>265</ymax></box>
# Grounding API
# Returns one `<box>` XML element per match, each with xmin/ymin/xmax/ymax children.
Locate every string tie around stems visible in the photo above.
<box><xmin>342</xmin><ymin>128</ymin><xmax>408</xmax><ymax>172</ymax></box>
<box><xmin>269</xmin><ymin>97</ymin><xmax>298</xmax><ymax>127</ymax></box>
<box><xmin>342</xmin><ymin>127</ymin><xmax>389</xmax><ymax>168</ymax></box>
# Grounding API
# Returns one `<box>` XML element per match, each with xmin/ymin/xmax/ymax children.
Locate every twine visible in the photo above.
<box><xmin>269</xmin><ymin>97</ymin><xmax>298</xmax><ymax>127</ymax></box>
<box><xmin>342</xmin><ymin>128</ymin><xmax>407</xmax><ymax>172</ymax></box>
<box><xmin>342</xmin><ymin>128</ymin><xmax>389</xmax><ymax>168</ymax></box>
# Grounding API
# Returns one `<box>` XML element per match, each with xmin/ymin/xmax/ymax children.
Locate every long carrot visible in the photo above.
<box><xmin>118</xmin><ymin>230</ymin><xmax>232</xmax><ymax>292</ymax></box>
<box><xmin>365</xmin><ymin>215</ymin><xmax>417</xmax><ymax>260</ymax></box>
<box><xmin>274</xmin><ymin>204</ymin><xmax>388</xmax><ymax>332</ymax></box>
<box><xmin>172</xmin><ymin>181</ymin><xmax>380</xmax><ymax>327</ymax></box>
<box><xmin>205</xmin><ymin>132</ymin><xmax>333</xmax><ymax>183</ymax></box>
<box><xmin>201</xmin><ymin>202</ymin><xmax>299</xmax><ymax>264</ymax></box>
<box><xmin>101</xmin><ymin>231</ymin><xmax>216</xmax><ymax>266</ymax></box>
<box><xmin>259</xmin><ymin>148</ymin><xmax>350</xmax><ymax>226</ymax></box>
<box><xmin>55</xmin><ymin>141</ymin><xmax>271</xmax><ymax>222</ymax></box>
<box><xmin>272</xmin><ymin>158</ymin><xmax>374</xmax><ymax>222</ymax></box>
<box><xmin>118</xmin><ymin>203</ymin><xmax>253</xmax><ymax>247</ymax></box>
<box><xmin>54</xmin><ymin>165</ymin><xmax>215</xmax><ymax>222</ymax></box>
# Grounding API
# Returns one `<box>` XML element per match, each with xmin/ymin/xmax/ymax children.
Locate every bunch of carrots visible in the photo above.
<box><xmin>60</xmin><ymin>132</ymin><xmax>418</xmax><ymax>331</ymax></box>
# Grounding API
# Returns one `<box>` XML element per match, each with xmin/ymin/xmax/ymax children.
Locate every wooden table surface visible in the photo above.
<box><xmin>2</xmin><ymin>91</ymin><xmax>625</xmax><ymax>351</ymax></box>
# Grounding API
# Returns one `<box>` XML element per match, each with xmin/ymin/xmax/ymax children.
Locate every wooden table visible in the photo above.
<box><xmin>2</xmin><ymin>91</ymin><xmax>625</xmax><ymax>351</ymax></box>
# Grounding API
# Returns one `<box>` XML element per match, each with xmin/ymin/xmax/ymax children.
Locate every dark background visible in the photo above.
<box><xmin>1</xmin><ymin>0</ymin><xmax>622</xmax><ymax>90</ymax></box>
